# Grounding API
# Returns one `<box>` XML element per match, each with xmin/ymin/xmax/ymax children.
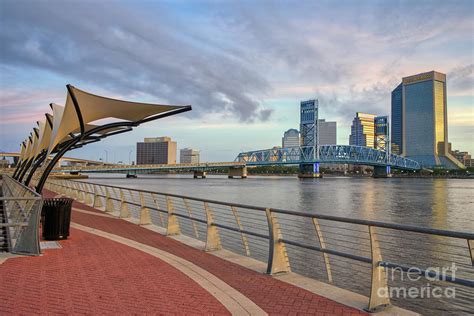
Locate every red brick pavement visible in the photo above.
<box><xmin>38</xmin><ymin>189</ymin><xmax>367</xmax><ymax>315</ymax></box>
<box><xmin>0</xmin><ymin>226</ymin><xmax>229</xmax><ymax>314</ymax></box>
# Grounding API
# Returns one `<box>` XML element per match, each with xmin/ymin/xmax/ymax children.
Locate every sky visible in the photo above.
<box><xmin>0</xmin><ymin>0</ymin><xmax>473</xmax><ymax>163</ymax></box>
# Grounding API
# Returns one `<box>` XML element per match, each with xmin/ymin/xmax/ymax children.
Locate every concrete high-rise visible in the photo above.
<box><xmin>136</xmin><ymin>137</ymin><xmax>177</xmax><ymax>165</ymax></box>
<box><xmin>318</xmin><ymin>119</ymin><xmax>337</xmax><ymax>145</ymax></box>
<box><xmin>349</xmin><ymin>113</ymin><xmax>376</xmax><ymax>148</ymax></box>
<box><xmin>180</xmin><ymin>148</ymin><xmax>200</xmax><ymax>164</ymax></box>
<box><xmin>282</xmin><ymin>129</ymin><xmax>300</xmax><ymax>148</ymax></box>
<box><xmin>391</xmin><ymin>71</ymin><xmax>463</xmax><ymax>168</ymax></box>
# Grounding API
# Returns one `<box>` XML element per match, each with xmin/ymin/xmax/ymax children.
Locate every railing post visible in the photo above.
<box><xmin>104</xmin><ymin>187</ymin><xmax>114</xmax><ymax>213</ymax></box>
<box><xmin>183</xmin><ymin>198</ymin><xmax>199</xmax><ymax>238</ymax></box>
<box><xmin>84</xmin><ymin>183</ymin><xmax>93</xmax><ymax>206</ymax></box>
<box><xmin>166</xmin><ymin>196</ymin><xmax>180</xmax><ymax>235</ymax></box>
<box><xmin>138</xmin><ymin>192</ymin><xmax>151</xmax><ymax>225</ymax></box>
<box><xmin>311</xmin><ymin>217</ymin><xmax>332</xmax><ymax>283</ymax></box>
<box><xmin>58</xmin><ymin>180</ymin><xmax>64</xmax><ymax>195</ymax></box>
<box><xmin>61</xmin><ymin>180</ymin><xmax>69</xmax><ymax>196</ymax></box>
<box><xmin>151</xmin><ymin>193</ymin><xmax>164</xmax><ymax>227</ymax></box>
<box><xmin>119</xmin><ymin>189</ymin><xmax>130</xmax><ymax>218</ymax></box>
<box><xmin>264</xmin><ymin>208</ymin><xmax>290</xmax><ymax>275</ymax></box>
<box><xmin>468</xmin><ymin>239</ymin><xmax>474</xmax><ymax>266</ymax></box>
<box><xmin>367</xmin><ymin>226</ymin><xmax>391</xmax><ymax>312</ymax></box>
<box><xmin>92</xmin><ymin>185</ymin><xmax>103</xmax><ymax>209</ymax></box>
<box><xmin>231</xmin><ymin>206</ymin><xmax>250</xmax><ymax>256</ymax></box>
<box><xmin>204</xmin><ymin>202</ymin><xmax>221</xmax><ymax>251</ymax></box>
<box><xmin>71</xmin><ymin>182</ymin><xmax>79</xmax><ymax>199</ymax></box>
<box><xmin>66</xmin><ymin>181</ymin><xmax>74</xmax><ymax>199</ymax></box>
<box><xmin>77</xmin><ymin>183</ymin><xmax>85</xmax><ymax>202</ymax></box>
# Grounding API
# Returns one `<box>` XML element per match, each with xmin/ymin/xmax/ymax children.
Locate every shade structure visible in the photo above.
<box><xmin>36</xmin><ymin>114</ymin><xmax>54</xmax><ymax>157</ymax></box>
<box><xmin>19</xmin><ymin>142</ymin><xmax>26</xmax><ymax>161</ymax></box>
<box><xmin>48</xmin><ymin>85</ymin><xmax>189</xmax><ymax>155</ymax></box>
<box><xmin>32</xmin><ymin>121</ymin><xmax>45</xmax><ymax>160</ymax></box>
<box><xmin>13</xmin><ymin>83</ymin><xmax>191</xmax><ymax>190</ymax></box>
<box><xmin>23</xmin><ymin>135</ymin><xmax>33</xmax><ymax>161</ymax></box>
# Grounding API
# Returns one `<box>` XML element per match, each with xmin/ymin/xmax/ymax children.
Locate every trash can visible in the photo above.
<box><xmin>41</xmin><ymin>198</ymin><xmax>73</xmax><ymax>240</ymax></box>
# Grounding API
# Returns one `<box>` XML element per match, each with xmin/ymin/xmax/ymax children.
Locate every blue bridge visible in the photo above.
<box><xmin>235</xmin><ymin>145</ymin><xmax>421</xmax><ymax>171</ymax></box>
<box><xmin>52</xmin><ymin>145</ymin><xmax>421</xmax><ymax>179</ymax></box>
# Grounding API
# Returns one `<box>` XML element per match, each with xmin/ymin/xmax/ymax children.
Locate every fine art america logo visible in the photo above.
<box><xmin>379</xmin><ymin>263</ymin><xmax>457</xmax><ymax>299</ymax></box>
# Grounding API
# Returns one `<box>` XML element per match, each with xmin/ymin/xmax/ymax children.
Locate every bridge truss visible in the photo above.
<box><xmin>235</xmin><ymin>145</ymin><xmax>421</xmax><ymax>170</ymax></box>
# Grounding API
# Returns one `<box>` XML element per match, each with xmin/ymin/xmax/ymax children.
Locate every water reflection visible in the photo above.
<box><xmin>83</xmin><ymin>174</ymin><xmax>473</xmax><ymax>315</ymax></box>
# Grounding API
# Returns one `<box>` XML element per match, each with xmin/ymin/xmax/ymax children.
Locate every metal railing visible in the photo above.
<box><xmin>44</xmin><ymin>178</ymin><xmax>474</xmax><ymax>313</ymax></box>
<box><xmin>1</xmin><ymin>174</ymin><xmax>42</xmax><ymax>255</ymax></box>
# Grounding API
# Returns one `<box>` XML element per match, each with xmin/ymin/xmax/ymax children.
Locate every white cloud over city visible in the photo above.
<box><xmin>0</xmin><ymin>0</ymin><xmax>472</xmax><ymax>162</ymax></box>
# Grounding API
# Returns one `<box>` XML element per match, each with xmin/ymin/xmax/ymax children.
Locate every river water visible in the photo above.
<box><xmin>82</xmin><ymin>174</ymin><xmax>474</xmax><ymax>315</ymax></box>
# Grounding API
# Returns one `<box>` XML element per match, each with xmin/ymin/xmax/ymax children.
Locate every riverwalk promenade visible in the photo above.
<box><xmin>0</xmin><ymin>189</ymin><xmax>378</xmax><ymax>315</ymax></box>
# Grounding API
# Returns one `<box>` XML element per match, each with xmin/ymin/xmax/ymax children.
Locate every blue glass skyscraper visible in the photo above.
<box><xmin>391</xmin><ymin>84</ymin><xmax>402</xmax><ymax>155</ymax></box>
<box><xmin>391</xmin><ymin>71</ymin><xmax>463</xmax><ymax>169</ymax></box>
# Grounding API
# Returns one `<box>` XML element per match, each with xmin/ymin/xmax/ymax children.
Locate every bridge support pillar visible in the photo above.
<box><xmin>373</xmin><ymin>166</ymin><xmax>392</xmax><ymax>178</ymax></box>
<box><xmin>228</xmin><ymin>167</ymin><xmax>247</xmax><ymax>179</ymax></box>
<box><xmin>298</xmin><ymin>163</ymin><xmax>321</xmax><ymax>178</ymax></box>
<box><xmin>193</xmin><ymin>170</ymin><xmax>207</xmax><ymax>179</ymax></box>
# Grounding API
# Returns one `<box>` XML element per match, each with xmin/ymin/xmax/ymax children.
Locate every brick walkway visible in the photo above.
<box><xmin>0</xmin><ymin>189</ymin><xmax>367</xmax><ymax>315</ymax></box>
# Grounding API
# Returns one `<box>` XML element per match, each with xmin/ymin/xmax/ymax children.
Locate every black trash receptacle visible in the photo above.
<box><xmin>41</xmin><ymin>198</ymin><xmax>74</xmax><ymax>240</ymax></box>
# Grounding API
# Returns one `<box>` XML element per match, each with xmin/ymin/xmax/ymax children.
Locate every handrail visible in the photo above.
<box><xmin>50</xmin><ymin>179</ymin><xmax>473</xmax><ymax>239</ymax></box>
<box><xmin>44</xmin><ymin>178</ymin><xmax>474</xmax><ymax>313</ymax></box>
<box><xmin>1</xmin><ymin>174</ymin><xmax>42</xmax><ymax>255</ymax></box>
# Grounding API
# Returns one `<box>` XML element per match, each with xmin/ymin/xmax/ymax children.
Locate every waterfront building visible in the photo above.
<box><xmin>374</xmin><ymin>116</ymin><xmax>389</xmax><ymax>151</ymax></box>
<box><xmin>349</xmin><ymin>113</ymin><xmax>376</xmax><ymax>148</ymax></box>
<box><xmin>392</xmin><ymin>71</ymin><xmax>463</xmax><ymax>168</ymax></box>
<box><xmin>180</xmin><ymin>148</ymin><xmax>200</xmax><ymax>164</ymax></box>
<box><xmin>452</xmin><ymin>149</ymin><xmax>472</xmax><ymax>167</ymax></box>
<box><xmin>391</xmin><ymin>84</ymin><xmax>403</xmax><ymax>154</ymax></box>
<box><xmin>318</xmin><ymin>119</ymin><xmax>337</xmax><ymax>145</ymax></box>
<box><xmin>136</xmin><ymin>137</ymin><xmax>177</xmax><ymax>165</ymax></box>
<box><xmin>282</xmin><ymin>129</ymin><xmax>300</xmax><ymax>148</ymax></box>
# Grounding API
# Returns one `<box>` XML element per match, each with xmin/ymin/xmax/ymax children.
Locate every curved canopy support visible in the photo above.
<box><xmin>34</xmin><ymin>84</ymin><xmax>191</xmax><ymax>193</ymax></box>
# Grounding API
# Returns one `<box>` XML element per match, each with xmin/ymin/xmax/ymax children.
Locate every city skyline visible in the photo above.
<box><xmin>0</xmin><ymin>1</ymin><xmax>472</xmax><ymax>162</ymax></box>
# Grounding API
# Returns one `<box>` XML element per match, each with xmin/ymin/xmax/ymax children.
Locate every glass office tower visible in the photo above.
<box><xmin>394</xmin><ymin>71</ymin><xmax>463</xmax><ymax>169</ymax></box>
<box><xmin>391</xmin><ymin>84</ymin><xmax>402</xmax><ymax>154</ymax></box>
<box><xmin>349</xmin><ymin>112</ymin><xmax>376</xmax><ymax>148</ymax></box>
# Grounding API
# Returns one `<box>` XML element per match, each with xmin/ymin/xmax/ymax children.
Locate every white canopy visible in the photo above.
<box><xmin>48</xmin><ymin>86</ymin><xmax>188</xmax><ymax>155</ymax></box>
<box><xmin>19</xmin><ymin>142</ymin><xmax>26</xmax><ymax>161</ymax></box>
<box><xmin>23</xmin><ymin>135</ymin><xmax>32</xmax><ymax>161</ymax></box>
<box><xmin>33</xmin><ymin>115</ymin><xmax>53</xmax><ymax>159</ymax></box>
<box><xmin>26</xmin><ymin>129</ymin><xmax>39</xmax><ymax>161</ymax></box>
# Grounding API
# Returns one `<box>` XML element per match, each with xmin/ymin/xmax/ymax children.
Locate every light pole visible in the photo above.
<box><xmin>104</xmin><ymin>149</ymin><xmax>108</xmax><ymax>163</ymax></box>
<box><xmin>129</xmin><ymin>150</ymin><xmax>133</xmax><ymax>165</ymax></box>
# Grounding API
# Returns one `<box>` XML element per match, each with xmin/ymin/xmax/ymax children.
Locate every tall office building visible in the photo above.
<box><xmin>136</xmin><ymin>137</ymin><xmax>177</xmax><ymax>165</ymax></box>
<box><xmin>282</xmin><ymin>129</ymin><xmax>300</xmax><ymax>148</ymax></box>
<box><xmin>391</xmin><ymin>84</ymin><xmax>403</xmax><ymax>154</ymax></box>
<box><xmin>349</xmin><ymin>113</ymin><xmax>376</xmax><ymax>148</ymax></box>
<box><xmin>318</xmin><ymin>119</ymin><xmax>337</xmax><ymax>145</ymax></box>
<box><xmin>391</xmin><ymin>71</ymin><xmax>463</xmax><ymax>168</ymax></box>
<box><xmin>180</xmin><ymin>148</ymin><xmax>200</xmax><ymax>163</ymax></box>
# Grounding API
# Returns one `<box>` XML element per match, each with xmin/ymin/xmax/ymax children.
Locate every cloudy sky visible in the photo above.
<box><xmin>0</xmin><ymin>0</ymin><xmax>473</xmax><ymax>162</ymax></box>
